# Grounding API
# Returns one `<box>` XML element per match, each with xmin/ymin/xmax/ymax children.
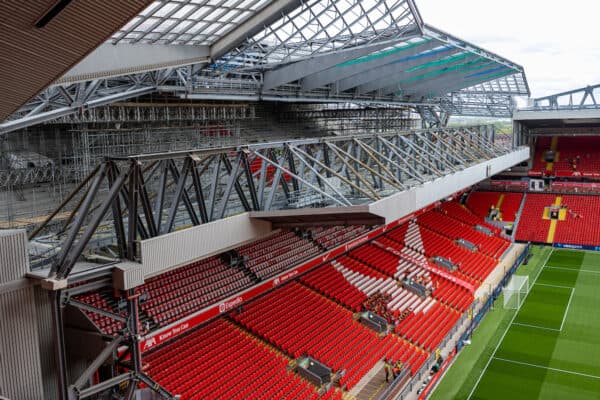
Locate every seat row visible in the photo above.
<box><xmin>466</xmin><ymin>191</ymin><xmax>523</xmax><ymax>222</ymax></box>
<box><xmin>230</xmin><ymin>282</ymin><xmax>427</xmax><ymax>389</ymax></box>
<box><xmin>144</xmin><ymin>318</ymin><xmax>331</xmax><ymax>400</ymax></box>
<box><xmin>307</xmin><ymin>225</ymin><xmax>370</xmax><ymax>250</ymax></box>
<box><xmin>418</xmin><ymin>210</ymin><xmax>509</xmax><ymax>259</ymax></box>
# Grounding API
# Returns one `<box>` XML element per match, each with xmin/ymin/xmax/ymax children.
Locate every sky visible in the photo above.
<box><xmin>416</xmin><ymin>0</ymin><xmax>600</xmax><ymax>99</ymax></box>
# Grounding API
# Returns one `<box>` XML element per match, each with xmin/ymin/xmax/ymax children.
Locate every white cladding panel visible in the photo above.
<box><xmin>140</xmin><ymin>213</ymin><xmax>271</xmax><ymax>278</ymax></box>
<box><xmin>370</xmin><ymin>148</ymin><xmax>529</xmax><ymax>223</ymax></box>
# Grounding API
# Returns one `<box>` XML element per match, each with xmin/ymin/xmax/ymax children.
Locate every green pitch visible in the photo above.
<box><xmin>430</xmin><ymin>247</ymin><xmax>600</xmax><ymax>400</ymax></box>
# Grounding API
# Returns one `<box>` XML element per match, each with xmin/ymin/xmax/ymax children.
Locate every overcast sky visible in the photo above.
<box><xmin>416</xmin><ymin>0</ymin><xmax>600</xmax><ymax>99</ymax></box>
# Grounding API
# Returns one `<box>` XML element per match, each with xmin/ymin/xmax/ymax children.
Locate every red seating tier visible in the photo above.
<box><xmin>144</xmin><ymin>319</ymin><xmax>329</xmax><ymax>400</ymax></box>
<box><xmin>551</xmin><ymin>195</ymin><xmax>600</xmax><ymax>247</ymax></box>
<box><xmin>299</xmin><ymin>263</ymin><xmax>368</xmax><ymax>312</ymax></box>
<box><xmin>439</xmin><ymin>202</ymin><xmax>499</xmax><ymax>233</ymax></box>
<box><xmin>308</xmin><ymin>225</ymin><xmax>371</xmax><ymax>250</ymax></box>
<box><xmin>231</xmin><ymin>282</ymin><xmax>427</xmax><ymax>388</ymax></box>
<box><xmin>418</xmin><ymin>210</ymin><xmax>509</xmax><ymax>259</ymax></box>
<box><xmin>513</xmin><ymin>194</ymin><xmax>554</xmax><ymax>243</ymax></box>
<box><xmin>238</xmin><ymin>231</ymin><xmax>322</xmax><ymax>280</ymax></box>
<box><xmin>395</xmin><ymin>302</ymin><xmax>461</xmax><ymax>351</ymax></box>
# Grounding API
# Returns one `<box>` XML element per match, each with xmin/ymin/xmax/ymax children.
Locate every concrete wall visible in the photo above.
<box><xmin>140</xmin><ymin>213</ymin><xmax>272</xmax><ymax>278</ymax></box>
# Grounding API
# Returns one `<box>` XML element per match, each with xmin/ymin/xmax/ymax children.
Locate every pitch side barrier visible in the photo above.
<box><xmin>138</xmin><ymin>204</ymin><xmax>442</xmax><ymax>352</ymax></box>
<box><xmin>553</xmin><ymin>243</ymin><xmax>600</xmax><ymax>252</ymax></box>
<box><xmin>410</xmin><ymin>245</ymin><xmax>529</xmax><ymax>400</ymax></box>
<box><xmin>456</xmin><ymin>244</ymin><xmax>530</xmax><ymax>352</ymax></box>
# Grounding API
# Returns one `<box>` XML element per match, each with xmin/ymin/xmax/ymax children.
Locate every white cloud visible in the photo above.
<box><xmin>415</xmin><ymin>0</ymin><xmax>600</xmax><ymax>98</ymax></box>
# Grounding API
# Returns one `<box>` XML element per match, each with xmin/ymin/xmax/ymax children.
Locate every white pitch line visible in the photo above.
<box><xmin>466</xmin><ymin>248</ymin><xmax>553</xmax><ymax>400</ymax></box>
<box><xmin>512</xmin><ymin>322</ymin><xmax>561</xmax><ymax>332</ymax></box>
<box><xmin>560</xmin><ymin>287</ymin><xmax>575</xmax><ymax>331</ymax></box>
<box><xmin>492</xmin><ymin>357</ymin><xmax>600</xmax><ymax>380</ymax></box>
<box><xmin>545</xmin><ymin>265</ymin><xmax>600</xmax><ymax>274</ymax></box>
<box><xmin>534</xmin><ymin>282</ymin><xmax>574</xmax><ymax>290</ymax></box>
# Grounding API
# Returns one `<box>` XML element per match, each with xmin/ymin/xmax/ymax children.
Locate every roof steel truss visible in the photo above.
<box><xmin>32</xmin><ymin>125</ymin><xmax>506</xmax><ymax>279</ymax></box>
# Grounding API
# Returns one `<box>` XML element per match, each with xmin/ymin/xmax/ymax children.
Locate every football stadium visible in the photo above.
<box><xmin>0</xmin><ymin>1</ymin><xmax>599</xmax><ymax>400</ymax></box>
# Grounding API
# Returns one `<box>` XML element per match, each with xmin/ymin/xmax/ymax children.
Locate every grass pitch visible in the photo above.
<box><xmin>431</xmin><ymin>247</ymin><xmax>600</xmax><ymax>400</ymax></box>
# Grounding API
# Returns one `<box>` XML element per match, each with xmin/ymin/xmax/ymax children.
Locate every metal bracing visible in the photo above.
<box><xmin>1</xmin><ymin>0</ymin><xmax>530</xmax><ymax>134</ymax></box>
<box><xmin>527</xmin><ymin>83</ymin><xmax>600</xmax><ymax>111</ymax></box>
<box><xmin>29</xmin><ymin>125</ymin><xmax>511</xmax><ymax>278</ymax></box>
<box><xmin>59</xmin><ymin>286</ymin><xmax>175</xmax><ymax>400</ymax></box>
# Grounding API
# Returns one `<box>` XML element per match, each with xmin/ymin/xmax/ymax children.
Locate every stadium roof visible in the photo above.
<box><xmin>0</xmin><ymin>0</ymin><xmax>530</xmax><ymax>134</ymax></box>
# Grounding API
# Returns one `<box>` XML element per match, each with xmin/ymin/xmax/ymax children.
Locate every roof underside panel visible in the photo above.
<box><xmin>0</xmin><ymin>0</ymin><xmax>530</xmax><ymax>132</ymax></box>
<box><xmin>112</xmin><ymin>0</ymin><xmax>274</xmax><ymax>46</ymax></box>
<box><xmin>0</xmin><ymin>0</ymin><xmax>153</xmax><ymax>121</ymax></box>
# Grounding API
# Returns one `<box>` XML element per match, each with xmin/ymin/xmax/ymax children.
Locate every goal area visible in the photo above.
<box><xmin>503</xmin><ymin>275</ymin><xmax>529</xmax><ymax>309</ymax></box>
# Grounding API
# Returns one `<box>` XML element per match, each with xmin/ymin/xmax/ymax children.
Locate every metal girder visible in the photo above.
<box><xmin>530</xmin><ymin>83</ymin><xmax>600</xmax><ymax>110</ymax></box>
<box><xmin>30</xmin><ymin>126</ymin><xmax>510</xmax><ymax>278</ymax></box>
<box><xmin>0</xmin><ymin>85</ymin><xmax>156</xmax><ymax>135</ymax></box>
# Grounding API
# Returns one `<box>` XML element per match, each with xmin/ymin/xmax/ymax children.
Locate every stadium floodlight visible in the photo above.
<box><xmin>503</xmin><ymin>275</ymin><xmax>529</xmax><ymax>310</ymax></box>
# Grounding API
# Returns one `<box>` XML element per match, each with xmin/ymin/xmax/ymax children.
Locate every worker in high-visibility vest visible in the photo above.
<box><xmin>383</xmin><ymin>358</ymin><xmax>393</xmax><ymax>382</ymax></box>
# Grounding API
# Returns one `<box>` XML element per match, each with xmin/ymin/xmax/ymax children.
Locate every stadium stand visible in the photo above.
<box><xmin>531</xmin><ymin>136</ymin><xmax>600</xmax><ymax>176</ymax></box>
<box><xmin>307</xmin><ymin>225</ymin><xmax>370</xmax><ymax>250</ymax></box>
<box><xmin>466</xmin><ymin>191</ymin><xmax>524</xmax><ymax>222</ymax></box>
<box><xmin>554</xmin><ymin>195</ymin><xmax>600</xmax><ymax>246</ymax></box>
<box><xmin>144</xmin><ymin>319</ymin><xmax>335</xmax><ymax>400</ymax></box>
<box><xmin>299</xmin><ymin>262</ymin><xmax>368</xmax><ymax>312</ymax></box>
<box><xmin>74</xmin><ymin>289</ymin><xmax>126</xmax><ymax>336</ymax></box>
<box><xmin>417</xmin><ymin>210</ymin><xmax>510</xmax><ymax>259</ymax></box>
<box><xmin>71</xmin><ymin>199</ymin><xmax>514</xmax><ymax>398</ymax></box>
<box><xmin>515</xmin><ymin>193</ymin><xmax>600</xmax><ymax>246</ymax></box>
<box><xmin>237</xmin><ymin>230</ymin><xmax>322</xmax><ymax>280</ymax></box>
<box><xmin>230</xmin><ymin>282</ymin><xmax>428</xmax><ymax>388</ymax></box>
<box><xmin>384</xmin><ymin>222</ymin><xmax>496</xmax><ymax>285</ymax></box>
<box><xmin>438</xmin><ymin>202</ymin><xmax>499</xmax><ymax>233</ymax></box>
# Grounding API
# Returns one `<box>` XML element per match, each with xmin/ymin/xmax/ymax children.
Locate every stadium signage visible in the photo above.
<box><xmin>218</xmin><ymin>296</ymin><xmax>244</xmax><ymax>313</ymax></box>
<box><xmin>554</xmin><ymin>243</ymin><xmax>600</xmax><ymax>251</ymax></box>
<box><xmin>139</xmin><ymin>204</ymin><xmax>439</xmax><ymax>351</ymax></box>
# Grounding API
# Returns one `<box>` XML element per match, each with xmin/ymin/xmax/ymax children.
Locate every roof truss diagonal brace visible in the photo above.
<box><xmin>397</xmin><ymin>135</ymin><xmax>444</xmax><ymax>176</ymax></box>
<box><xmin>287</xmin><ymin>145</ymin><xmax>376</xmax><ymax>202</ymax></box>
<box><xmin>377</xmin><ymin>136</ymin><xmax>427</xmax><ymax>182</ymax></box>
<box><xmin>253</xmin><ymin>148</ymin><xmax>352</xmax><ymax>208</ymax></box>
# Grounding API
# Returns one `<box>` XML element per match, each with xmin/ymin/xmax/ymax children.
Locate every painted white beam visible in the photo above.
<box><xmin>369</xmin><ymin>147</ymin><xmax>530</xmax><ymax>223</ymax></box>
<box><xmin>59</xmin><ymin>44</ymin><xmax>210</xmax><ymax>84</ymax></box>
<box><xmin>139</xmin><ymin>213</ymin><xmax>272</xmax><ymax>279</ymax></box>
<box><xmin>514</xmin><ymin>109</ymin><xmax>600</xmax><ymax>121</ymax></box>
<box><xmin>210</xmin><ymin>0</ymin><xmax>303</xmax><ymax>60</ymax></box>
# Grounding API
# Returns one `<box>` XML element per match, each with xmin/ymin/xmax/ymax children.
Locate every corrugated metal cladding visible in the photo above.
<box><xmin>34</xmin><ymin>287</ymin><xmax>58</xmax><ymax>400</ymax></box>
<box><xmin>0</xmin><ymin>229</ymin><xmax>28</xmax><ymax>283</ymax></box>
<box><xmin>0</xmin><ymin>287</ymin><xmax>45</xmax><ymax>400</ymax></box>
<box><xmin>113</xmin><ymin>262</ymin><xmax>145</xmax><ymax>290</ymax></box>
<box><xmin>140</xmin><ymin>213</ymin><xmax>272</xmax><ymax>278</ymax></box>
<box><xmin>0</xmin><ymin>0</ymin><xmax>153</xmax><ymax>120</ymax></box>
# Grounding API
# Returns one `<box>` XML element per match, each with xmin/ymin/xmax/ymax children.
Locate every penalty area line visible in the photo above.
<box><xmin>559</xmin><ymin>287</ymin><xmax>575</xmax><ymax>331</ymax></box>
<box><xmin>512</xmin><ymin>322</ymin><xmax>560</xmax><ymax>332</ymax></box>
<box><xmin>493</xmin><ymin>357</ymin><xmax>600</xmax><ymax>380</ymax></box>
